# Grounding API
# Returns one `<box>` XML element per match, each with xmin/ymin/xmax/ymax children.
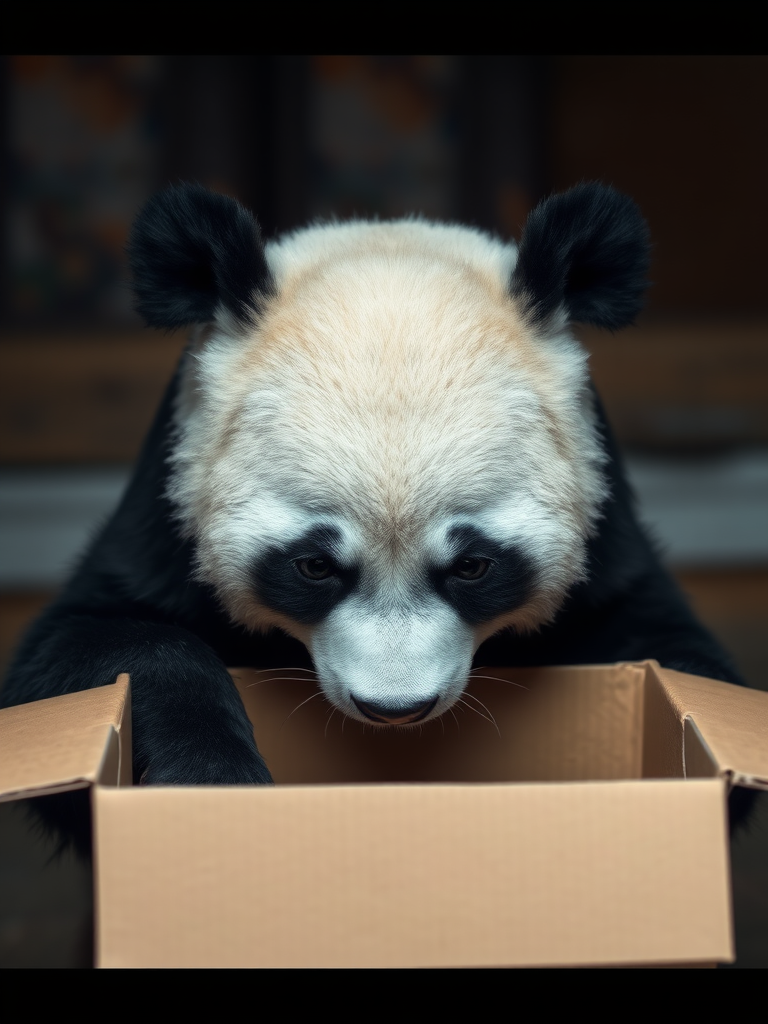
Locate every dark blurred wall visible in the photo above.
<box><xmin>549</xmin><ymin>56</ymin><xmax>767</xmax><ymax>316</ymax></box>
<box><xmin>3</xmin><ymin>56</ymin><xmax>160</xmax><ymax>327</ymax></box>
<box><xmin>3</xmin><ymin>55</ymin><xmax>765</xmax><ymax>325</ymax></box>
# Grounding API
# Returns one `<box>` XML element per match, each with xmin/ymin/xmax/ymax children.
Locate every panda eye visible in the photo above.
<box><xmin>296</xmin><ymin>557</ymin><xmax>336</xmax><ymax>580</ymax></box>
<box><xmin>451</xmin><ymin>557</ymin><xmax>491</xmax><ymax>581</ymax></box>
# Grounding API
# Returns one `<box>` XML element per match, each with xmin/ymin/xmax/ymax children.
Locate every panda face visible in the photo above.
<box><xmin>164</xmin><ymin>219</ymin><xmax>609</xmax><ymax>725</ymax></box>
<box><xmin>129</xmin><ymin>181</ymin><xmax>648</xmax><ymax>726</ymax></box>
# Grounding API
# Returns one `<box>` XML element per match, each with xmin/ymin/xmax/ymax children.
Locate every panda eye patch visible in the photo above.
<box><xmin>451</xmin><ymin>557</ymin><xmax>491</xmax><ymax>581</ymax></box>
<box><xmin>296</xmin><ymin>557</ymin><xmax>336</xmax><ymax>581</ymax></box>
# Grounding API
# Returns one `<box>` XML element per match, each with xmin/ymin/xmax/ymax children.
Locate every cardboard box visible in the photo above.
<box><xmin>1</xmin><ymin>661</ymin><xmax>767</xmax><ymax>968</ymax></box>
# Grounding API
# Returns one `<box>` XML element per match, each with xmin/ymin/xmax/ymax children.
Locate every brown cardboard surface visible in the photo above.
<box><xmin>655</xmin><ymin>667</ymin><xmax>768</xmax><ymax>789</ymax></box>
<box><xmin>233</xmin><ymin>664</ymin><xmax>646</xmax><ymax>784</ymax></box>
<box><xmin>0</xmin><ymin>675</ymin><xmax>131</xmax><ymax>801</ymax></box>
<box><xmin>93</xmin><ymin>778</ymin><xmax>732</xmax><ymax>969</ymax></box>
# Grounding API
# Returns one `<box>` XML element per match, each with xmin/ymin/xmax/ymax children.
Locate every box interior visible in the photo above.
<box><xmin>234</xmin><ymin>662</ymin><xmax>691</xmax><ymax>785</ymax></box>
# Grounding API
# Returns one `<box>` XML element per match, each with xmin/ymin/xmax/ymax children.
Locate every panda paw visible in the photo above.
<box><xmin>138</xmin><ymin>745</ymin><xmax>274</xmax><ymax>787</ymax></box>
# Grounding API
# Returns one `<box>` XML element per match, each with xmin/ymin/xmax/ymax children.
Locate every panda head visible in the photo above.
<box><xmin>129</xmin><ymin>181</ymin><xmax>649</xmax><ymax>726</ymax></box>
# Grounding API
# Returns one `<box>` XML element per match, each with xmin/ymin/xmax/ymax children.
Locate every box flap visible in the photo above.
<box><xmin>93</xmin><ymin>778</ymin><xmax>732</xmax><ymax>968</ymax></box>
<box><xmin>653</xmin><ymin>665</ymin><xmax>768</xmax><ymax>790</ymax></box>
<box><xmin>0</xmin><ymin>675</ymin><xmax>131</xmax><ymax>801</ymax></box>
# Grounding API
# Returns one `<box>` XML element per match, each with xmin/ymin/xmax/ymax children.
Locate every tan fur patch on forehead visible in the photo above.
<box><xmin>238</xmin><ymin>220</ymin><xmax>555</xmax><ymax>389</ymax></box>
<box><xmin>213</xmin><ymin>228</ymin><xmax>577</xmax><ymax>533</ymax></box>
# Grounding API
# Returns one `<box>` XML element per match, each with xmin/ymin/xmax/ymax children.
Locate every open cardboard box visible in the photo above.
<box><xmin>1</xmin><ymin>660</ymin><xmax>767</xmax><ymax>968</ymax></box>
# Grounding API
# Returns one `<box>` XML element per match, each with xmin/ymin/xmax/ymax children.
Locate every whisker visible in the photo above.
<box><xmin>281</xmin><ymin>690</ymin><xmax>324</xmax><ymax>729</ymax></box>
<box><xmin>245</xmin><ymin>675</ymin><xmax>320</xmax><ymax>689</ymax></box>
<box><xmin>461</xmin><ymin>691</ymin><xmax>502</xmax><ymax>736</ymax></box>
<box><xmin>468</xmin><ymin>671</ymin><xmax>527</xmax><ymax>691</ymax></box>
<box><xmin>449</xmin><ymin>707</ymin><xmax>460</xmax><ymax>733</ymax></box>
<box><xmin>456</xmin><ymin>696</ymin><xmax>501</xmax><ymax>737</ymax></box>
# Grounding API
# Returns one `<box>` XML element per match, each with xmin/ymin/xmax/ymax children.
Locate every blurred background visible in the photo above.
<box><xmin>0</xmin><ymin>55</ymin><xmax>766</xmax><ymax>966</ymax></box>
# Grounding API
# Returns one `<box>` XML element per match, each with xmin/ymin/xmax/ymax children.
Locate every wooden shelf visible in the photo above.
<box><xmin>0</xmin><ymin>331</ymin><xmax>187</xmax><ymax>464</ymax></box>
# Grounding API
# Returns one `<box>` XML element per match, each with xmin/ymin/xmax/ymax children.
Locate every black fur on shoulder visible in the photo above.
<box><xmin>510</xmin><ymin>181</ymin><xmax>651</xmax><ymax>332</ymax></box>
<box><xmin>127</xmin><ymin>182</ymin><xmax>273</xmax><ymax>330</ymax></box>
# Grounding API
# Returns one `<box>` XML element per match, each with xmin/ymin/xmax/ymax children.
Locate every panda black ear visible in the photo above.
<box><xmin>510</xmin><ymin>182</ymin><xmax>650</xmax><ymax>332</ymax></box>
<box><xmin>127</xmin><ymin>182</ymin><xmax>273</xmax><ymax>330</ymax></box>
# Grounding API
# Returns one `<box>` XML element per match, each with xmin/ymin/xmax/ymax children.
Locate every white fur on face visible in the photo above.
<box><xmin>166</xmin><ymin>218</ymin><xmax>609</xmax><ymax>722</ymax></box>
<box><xmin>311</xmin><ymin>595</ymin><xmax>475</xmax><ymax>723</ymax></box>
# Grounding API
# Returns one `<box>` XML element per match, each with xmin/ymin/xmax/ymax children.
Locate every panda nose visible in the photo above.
<box><xmin>351</xmin><ymin>695</ymin><xmax>438</xmax><ymax>725</ymax></box>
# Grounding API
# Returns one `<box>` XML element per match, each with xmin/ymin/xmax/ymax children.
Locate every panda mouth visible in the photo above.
<box><xmin>350</xmin><ymin>695</ymin><xmax>439</xmax><ymax>725</ymax></box>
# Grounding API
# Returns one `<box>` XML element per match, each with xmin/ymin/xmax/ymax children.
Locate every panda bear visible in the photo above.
<box><xmin>1</xmin><ymin>181</ymin><xmax>749</xmax><ymax>821</ymax></box>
